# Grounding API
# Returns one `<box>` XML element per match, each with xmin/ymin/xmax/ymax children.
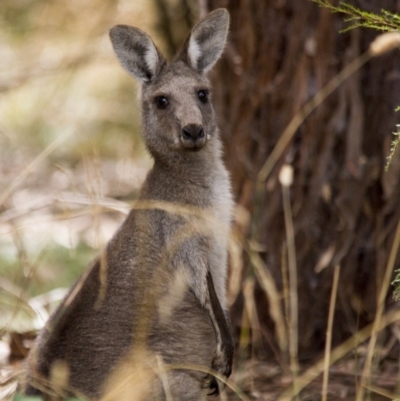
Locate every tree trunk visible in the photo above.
<box><xmin>207</xmin><ymin>0</ymin><xmax>400</xmax><ymax>358</ymax></box>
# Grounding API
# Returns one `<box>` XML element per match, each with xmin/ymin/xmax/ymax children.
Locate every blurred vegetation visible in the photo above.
<box><xmin>0</xmin><ymin>0</ymin><xmax>156</xmax><ymax>299</ymax></box>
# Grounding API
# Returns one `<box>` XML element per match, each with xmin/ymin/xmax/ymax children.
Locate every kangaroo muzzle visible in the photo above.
<box><xmin>181</xmin><ymin>124</ymin><xmax>206</xmax><ymax>150</ymax></box>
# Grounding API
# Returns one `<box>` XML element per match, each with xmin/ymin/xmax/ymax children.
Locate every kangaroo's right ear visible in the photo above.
<box><xmin>109</xmin><ymin>25</ymin><xmax>165</xmax><ymax>83</ymax></box>
<box><xmin>179</xmin><ymin>8</ymin><xmax>229</xmax><ymax>74</ymax></box>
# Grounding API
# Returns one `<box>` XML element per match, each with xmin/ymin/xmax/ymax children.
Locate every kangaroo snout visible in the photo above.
<box><xmin>181</xmin><ymin>124</ymin><xmax>206</xmax><ymax>149</ymax></box>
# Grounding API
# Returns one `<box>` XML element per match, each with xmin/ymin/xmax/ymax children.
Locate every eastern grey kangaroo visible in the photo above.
<box><xmin>23</xmin><ymin>8</ymin><xmax>233</xmax><ymax>401</ymax></box>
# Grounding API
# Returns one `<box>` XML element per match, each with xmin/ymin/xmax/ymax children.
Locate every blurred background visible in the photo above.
<box><xmin>1</xmin><ymin>0</ymin><xmax>400</xmax><ymax>400</ymax></box>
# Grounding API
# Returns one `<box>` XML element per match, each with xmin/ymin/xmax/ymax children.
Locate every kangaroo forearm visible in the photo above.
<box><xmin>206</xmin><ymin>271</ymin><xmax>234</xmax><ymax>363</ymax></box>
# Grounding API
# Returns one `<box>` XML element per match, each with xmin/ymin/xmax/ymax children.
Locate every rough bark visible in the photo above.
<box><xmin>206</xmin><ymin>0</ymin><xmax>400</xmax><ymax>357</ymax></box>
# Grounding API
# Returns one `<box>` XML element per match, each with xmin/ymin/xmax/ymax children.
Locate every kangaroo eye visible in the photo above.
<box><xmin>197</xmin><ymin>90</ymin><xmax>208</xmax><ymax>103</ymax></box>
<box><xmin>155</xmin><ymin>96</ymin><xmax>169</xmax><ymax>109</ymax></box>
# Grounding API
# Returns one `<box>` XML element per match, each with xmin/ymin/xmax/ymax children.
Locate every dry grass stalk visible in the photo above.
<box><xmin>280</xmin><ymin>244</ymin><xmax>290</xmax><ymax>364</ymax></box>
<box><xmin>357</xmin><ymin>216</ymin><xmax>400</xmax><ymax>401</ymax></box>
<box><xmin>280</xmin><ymin>165</ymin><xmax>299</xmax><ymax>399</ymax></box>
<box><xmin>248</xmin><ymin>250</ymin><xmax>287</xmax><ymax>354</ymax></box>
<box><xmin>155</xmin><ymin>355</ymin><xmax>174</xmax><ymax>401</ymax></box>
<box><xmin>0</xmin><ymin>129</ymin><xmax>73</xmax><ymax>208</ymax></box>
<box><xmin>163</xmin><ymin>363</ymin><xmax>251</xmax><ymax>401</ymax></box>
<box><xmin>277</xmin><ymin>309</ymin><xmax>400</xmax><ymax>401</ymax></box>
<box><xmin>321</xmin><ymin>264</ymin><xmax>340</xmax><ymax>401</ymax></box>
<box><xmin>101</xmin><ymin>347</ymin><xmax>156</xmax><ymax>401</ymax></box>
<box><xmin>227</xmin><ymin>234</ymin><xmax>245</xmax><ymax>307</ymax></box>
<box><xmin>237</xmin><ymin>297</ymin><xmax>251</xmax><ymax>375</ymax></box>
<box><xmin>363</xmin><ymin>383</ymin><xmax>400</xmax><ymax>400</ymax></box>
<box><xmin>242</xmin><ymin>277</ymin><xmax>261</xmax><ymax>393</ymax></box>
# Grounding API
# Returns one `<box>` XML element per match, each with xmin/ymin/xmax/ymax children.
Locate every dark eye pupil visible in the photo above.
<box><xmin>155</xmin><ymin>96</ymin><xmax>168</xmax><ymax>109</ymax></box>
<box><xmin>198</xmin><ymin>90</ymin><xmax>208</xmax><ymax>102</ymax></box>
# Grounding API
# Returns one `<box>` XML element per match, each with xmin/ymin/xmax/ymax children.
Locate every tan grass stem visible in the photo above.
<box><xmin>242</xmin><ymin>277</ymin><xmax>261</xmax><ymax>392</ymax></box>
<box><xmin>321</xmin><ymin>264</ymin><xmax>340</xmax><ymax>401</ymax></box>
<box><xmin>363</xmin><ymin>384</ymin><xmax>400</xmax><ymax>400</ymax></box>
<box><xmin>280</xmin><ymin>245</ymin><xmax>290</xmax><ymax>363</ymax></box>
<box><xmin>277</xmin><ymin>309</ymin><xmax>400</xmax><ymax>401</ymax></box>
<box><xmin>280</xmin><ymin>168</ymin><xmax>299</xmax><ymax>399</ymax></box>
<box><xmin>357</xmin><ymin>216</ymin><xmax>400</xmax><ymax>401</ymax></box>
<box><xmin>248</xmin><ymin>250</ymin><xmax>287</xmax><ymax>354</ymax></box>
<box><xmin>155</xmin><ymin>355</ymin><xmax>174</xmax><ymax>401</ymax></box>
<box><xmin>163</xmin><ymin>363</ymin><xmax>251</xmax><ymax>401</ymax></box>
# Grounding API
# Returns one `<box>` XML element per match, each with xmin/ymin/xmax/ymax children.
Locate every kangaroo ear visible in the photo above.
<box><xmin>181</xmin><ymin>8</ymin><xmax>229</xmax><ymax>74</ymax></box>
<box><xmin>109</xmin><ymin>25</ymin><xmax>165</xmax><ymax>83</ymax></box>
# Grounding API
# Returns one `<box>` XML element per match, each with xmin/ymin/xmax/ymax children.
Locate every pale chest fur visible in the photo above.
<box><xmin>207</xmin><ymin>163</ymin><xmax>233</xmax><ymax>309</ymax></box>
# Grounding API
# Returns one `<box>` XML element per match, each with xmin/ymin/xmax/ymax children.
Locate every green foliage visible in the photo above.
<box><xmin>392</xmin><ymin>269</ymin><xmax>400</xmax><ymax>301</ymax></box>
<box><xmin>385</xmin><ymin>122</ymin><xmax>400</xmax><ymax>172</ymax></box>
<box><xmin>311</xmin><ymin>0</ymin><xmax>400</xmax><ymax>32</ymax></box>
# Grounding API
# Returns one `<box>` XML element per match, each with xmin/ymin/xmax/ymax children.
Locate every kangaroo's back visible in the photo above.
<box><xmin>23</xmin><ymin>9</ymin><xmax>233</xmax><ymax>401</ymax></box>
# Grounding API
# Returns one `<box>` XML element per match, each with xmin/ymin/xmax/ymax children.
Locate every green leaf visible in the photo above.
<box><xmin>392</xmin><ymin>269</ymin><xmax>400</xmax><ymax>301</ymax></box>
<box><xmin>310</xmin><ymin>0</ymin><xmax>400</xmax><ymax>31</ymax></box>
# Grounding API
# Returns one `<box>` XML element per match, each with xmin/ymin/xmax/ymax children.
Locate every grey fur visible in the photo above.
<box><xmin>23</xmin><ymin>8</ymin><xmax>233</xmax><ymax>401</ymax></box>
<box><xmin>178</xmin><ymin>9</ymin><xmax>229</xmax><ymax>73</ymax></box>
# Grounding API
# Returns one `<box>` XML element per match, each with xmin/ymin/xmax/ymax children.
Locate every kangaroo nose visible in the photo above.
<box><xmin>182</xmin><ymin>124</ymin><xmax>204</xmax><ymax>141</ymax></box>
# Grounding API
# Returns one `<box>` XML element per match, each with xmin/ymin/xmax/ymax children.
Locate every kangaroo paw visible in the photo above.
<box><xmin>205</xmin><ymin>348</ymin><xmax>233</xmax><ymax>396</ymax></box>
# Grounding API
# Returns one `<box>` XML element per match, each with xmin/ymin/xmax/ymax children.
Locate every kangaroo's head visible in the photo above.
<box><xmin>109</xmin><ymin>9</ymin><xmax>229</xmax><ymax>161</ymax></box>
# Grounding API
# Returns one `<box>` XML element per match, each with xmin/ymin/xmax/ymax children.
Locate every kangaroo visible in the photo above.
<box><xmin>23</xmin><ymin>8</ymin><xmax>233</xmax><ymax>401</ymax></box>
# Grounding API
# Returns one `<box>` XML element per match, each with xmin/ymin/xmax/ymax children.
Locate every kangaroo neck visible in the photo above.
<box><xmin>155</xmin><ymin>143</ymin><xmax>221</xmax><ymax>179</ymax></box>
<box><xmin>141</xmin><ymin>148</ymin><xmax>222</xmax><ymax>206</ymax></box>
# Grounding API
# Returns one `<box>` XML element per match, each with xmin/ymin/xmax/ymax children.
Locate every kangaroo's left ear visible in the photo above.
<box><xmin>109</xmin><ymin>25</ymin><xmax>165</xmax><ymax>83</ymax></box>
<box><xmin>178</xmin><ymin>8</ymin><xmax>229</xmax><ymax>74</ymax></box>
